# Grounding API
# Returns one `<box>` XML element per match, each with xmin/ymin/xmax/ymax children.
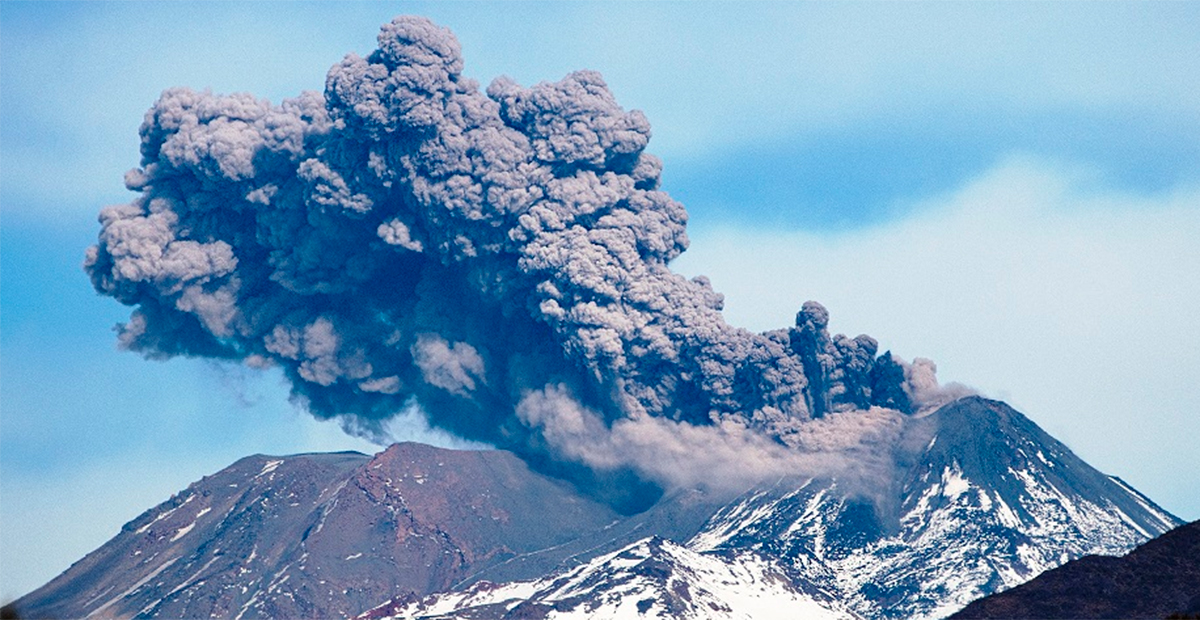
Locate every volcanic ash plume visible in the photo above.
<box><xmin>85</xmin><ymin>16</ymin><xmax>964</xmax><ymax>495</ymax></box>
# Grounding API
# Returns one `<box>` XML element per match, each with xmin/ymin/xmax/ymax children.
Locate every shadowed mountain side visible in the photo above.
<box><xmin>951</xmin><ymin>520</ymin><xmax>1200</xmax><ymax>620</ymax></box>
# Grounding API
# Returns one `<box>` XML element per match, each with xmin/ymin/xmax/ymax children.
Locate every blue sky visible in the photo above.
<box><xmin>2</xmin><ymin>1</ymin><xmax>1198</xmax><ymax>599</ymax></box>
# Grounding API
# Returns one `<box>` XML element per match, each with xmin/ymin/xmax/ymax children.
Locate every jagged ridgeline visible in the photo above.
<box><xmin>85</xmin><ymin>16</ymin><xmax>965</xmax><ymax>498</ymax></box>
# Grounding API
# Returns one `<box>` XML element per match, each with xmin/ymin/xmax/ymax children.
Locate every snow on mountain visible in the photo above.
<box><xmin>687</xmin><ymin>396</ymin><xmax>1181</xmax><ymax>620</ymax></box>
<box><xmin>360</xmin><ymin>537</ymin><xmax>859</xmax><ymax>620</ymax></box>
<box><xmin>12</xmin><ymin>398</ymin><xmax>1181</xmax><ymax>620</ymax></box>
<box><xmin>362</xmin><ymin>397</ymin><xmax>1182</xmax><ymax>620</ymax></box>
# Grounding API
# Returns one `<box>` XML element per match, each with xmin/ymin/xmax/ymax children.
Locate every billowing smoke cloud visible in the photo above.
<box><xmin>85</xmin><ymin>16</ymin><xmax>966</xmax><ymax>502</ymax></box>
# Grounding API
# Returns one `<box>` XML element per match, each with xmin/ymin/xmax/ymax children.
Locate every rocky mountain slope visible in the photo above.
<box><xmin>360</xmin><ymin>537</ymin><xmax>859</xmax><ymax>620</ymax></box>
<box><xmin>685</xmin><ymin>396</ymin><xmax>1181</xmax><ymax>619</ymax></box>
<box><xmin>13</xmin><ymin>398</ymin><xmax>1181</xmax><ymax>620</ymax></box>
<box><xmin>14</xmin><ymin>445</ymin><xmax>637</xmax><ymax>619</ymax></box>
<box><xmin>356</xmin><ymin>396</ymin><xmax>1181</xmax><ymax>620</ymax></box>
<box><xmin>951</xmin><ymin>519</ymin><xmax>1200</xmax><ymax>619</ymax></box>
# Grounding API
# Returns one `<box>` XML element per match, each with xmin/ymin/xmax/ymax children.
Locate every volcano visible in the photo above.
<box><xmin>12</xmin><ymin>397</ymin><xmax>1179</xmax><ymax>620</ymax></box>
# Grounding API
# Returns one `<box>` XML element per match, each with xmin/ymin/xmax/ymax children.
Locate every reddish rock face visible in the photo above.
<box><xmin>12</xmin><ymin>444</ymin><xmax>631</xmax><ymax>620</ymax></box>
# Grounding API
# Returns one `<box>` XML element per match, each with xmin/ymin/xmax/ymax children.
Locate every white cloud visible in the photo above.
<box><xmin>673</xmin><ymin>155</ymin><xmax>1200</xmax><ymax>519</ymax></box>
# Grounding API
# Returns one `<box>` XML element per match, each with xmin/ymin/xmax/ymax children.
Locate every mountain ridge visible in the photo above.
<box><xmin>950</xmin><ymin>519</ymin><xmax>1200</xmax><ymax>619</ymax></box>
<box><xmin>682</xmin><ymin>396</ymin><xmax>1179</xmax><ymax>619</ymax></box>
<box><xmin>13</xmin><ymin>397</ymin><xmax>1181</xmax><ymax>620</ymax></box>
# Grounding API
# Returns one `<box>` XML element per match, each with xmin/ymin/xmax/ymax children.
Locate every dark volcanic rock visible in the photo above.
<box><xmin>951</xmin><ymin>519</ymin><xmax>1200</xmax><ymax>620</ymax></box>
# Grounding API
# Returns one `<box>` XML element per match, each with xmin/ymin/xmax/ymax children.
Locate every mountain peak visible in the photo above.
<box><xmin>686</xmin><ymin>396</ymin><xmax>1181</xmax><ymax>619</ymax></box>
<box><xmin>908</xmin><ymin>396</ymin><xmax>1179</xmax><ymax>540</ymax></box>
<box><xmin>12</xmin><ymin>399</ymin><xmax>1182</xmax><ymax>620</ymax></box>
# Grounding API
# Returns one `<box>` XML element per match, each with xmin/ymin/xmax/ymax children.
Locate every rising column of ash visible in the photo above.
<box><xmin>85</xmin><ymin>16</ymin><xmax>966</xmax><ymax>500</ymax></box>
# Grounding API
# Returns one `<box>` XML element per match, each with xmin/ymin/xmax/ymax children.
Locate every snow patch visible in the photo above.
<box><xmin>372</xmin><ymin>538</ymin><xmax>856</xmax><ymax>620</ymax></box>
<box><xmin>256</xmin><ymin>459</ymin><xmax>285</xmax><ymax>478</ymax></box>
<box><xmin>942</xmin><ymin>466</ymin><xmax>970</xmax><ymax>500</ymax></box>
<box><xmin>135</xmin><ymin>494</ymin><xmax>194</xmax><ymax>534</ymax></box>
<box><xmin>87</xmin><ymin>556</ymin><xmax>179</xmax><ymax>618</ymax></box>
<box><xmin>170</xmin><ymin>522</ymin><xmax>196</xmax><ymax>542</ymax></box>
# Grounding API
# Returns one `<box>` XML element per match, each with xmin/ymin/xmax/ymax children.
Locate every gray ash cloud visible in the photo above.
<box><xmin>85</xmin><ymin>16</ymin><xmax>966</xmax><ymax>496</ymax></box>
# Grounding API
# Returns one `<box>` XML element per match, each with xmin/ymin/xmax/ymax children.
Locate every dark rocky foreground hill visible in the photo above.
<box><xmin>952</xmin><ymin>519</ymin><xmax>1200</xmax><ymax>620</ymax></box>
<box><xmin>12</xmin><ymin>397</ymin><xmax>1183</xmax><ymax>620</ymax></box>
